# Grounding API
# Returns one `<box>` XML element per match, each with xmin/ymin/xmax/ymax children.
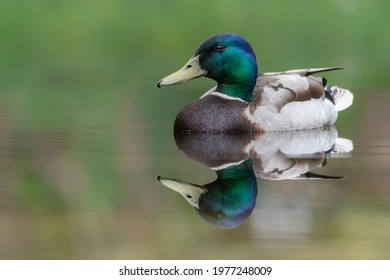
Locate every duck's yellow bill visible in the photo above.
<box><xmin>157</xmin><ymin>55</ymin><xmax>206</xmax><ymax>87</ymax></box>
<box><xmin>157</xmin><ymin>176</ymin><xmax>206</xmax><ymax>208</ymax></box>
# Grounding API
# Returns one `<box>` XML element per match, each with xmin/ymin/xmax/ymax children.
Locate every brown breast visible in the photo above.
<box><xmin>174</xmin><ymin>94</ymin><xmax>258</xmax><ymax>134</ymax></box>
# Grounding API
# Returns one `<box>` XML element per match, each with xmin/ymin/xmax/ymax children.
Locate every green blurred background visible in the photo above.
<box><xmin>0</xmin><ymin>0</ymin><xmax>390</xmax><ymax>259</ymax></box>
<box><xmin>1</xmin><ymin>0</ymin><xmax>389</xmax><ymax>130</ymax></box>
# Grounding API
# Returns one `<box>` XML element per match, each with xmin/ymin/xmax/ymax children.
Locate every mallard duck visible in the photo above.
<box><xmin>157</xmin><ymin>33</ymin><xmax>353</xmax><ymax>133</ymax></box>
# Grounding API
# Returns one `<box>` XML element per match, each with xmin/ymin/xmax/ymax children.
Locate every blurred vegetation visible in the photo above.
<box><xmin>0</xmin><ymin>0</ymin><xmax>390</xmax><ymax>259</ymax></box>
<box><xmin>0</xmin><ymin>0</ymin><xmax>389</xmax><ymax>130</ymax></box>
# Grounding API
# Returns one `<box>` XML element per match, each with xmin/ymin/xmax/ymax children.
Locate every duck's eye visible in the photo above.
<box><xmin>214</xmin><ymin>44</ymin><xmax>225</xmax><ymax>52</ymax></box>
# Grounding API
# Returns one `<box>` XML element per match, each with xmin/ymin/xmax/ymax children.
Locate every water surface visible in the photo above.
<box><xmin>0</xmin><ymin>90</ymin><xmax>389</xmax><ymax>259</ymax></box>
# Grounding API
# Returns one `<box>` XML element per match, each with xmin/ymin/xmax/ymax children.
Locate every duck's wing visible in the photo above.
<box><xmin>250</xmin><ymin>67</ymin><xmax>343</xmax><ymax>111</ymax></box>
<box><xmin>264</xmin><ymin>67</ymin><xmax>344</xmax><ymax>76</ymax></box>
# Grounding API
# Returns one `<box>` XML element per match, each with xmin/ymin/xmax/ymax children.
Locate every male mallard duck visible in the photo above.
<box><xmin>157</xmin><ymin>33</ymin><xmax>353</xmax><ymax>133</ymax></box>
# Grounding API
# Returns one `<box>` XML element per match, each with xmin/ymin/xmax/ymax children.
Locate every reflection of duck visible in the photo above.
<box><xmin>175</xmin><ymin>127</ymin><xmax>352</xmax><ymax>180</ymax></box>
<box><xmin>158</xmin><ymin>33</ymin><xmax>353</xmax><ymax>133</ymax></box>
<box><xmin>158</xmin><ymin>127</ymin><xmax>353</xmax><ymax>228</ymax></box>
<box><xmin>158</xmin><ymin>159</ymin><xmax>257</xmax><ymax>229</ymax></box>
<box><xmin>247</xmin><ymin>129</ymin><xmax>352</xmax><ymax>180</ymax></box>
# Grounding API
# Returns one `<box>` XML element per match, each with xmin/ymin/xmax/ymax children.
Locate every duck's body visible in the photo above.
<box><xmin>158</xmin><ymin>33</ymin><xmax>353</xmax><ymax>133</ymax></box>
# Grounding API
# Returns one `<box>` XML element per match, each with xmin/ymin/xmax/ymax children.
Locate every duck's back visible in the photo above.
<box><xmin>245</xmin><ymin>70</ymin><xmax>353</xmax><ymax>131</ymax></box>
<box><xmin>174</xmin><ymin>94</ymin><xmax>256</xmax><ymax>133</ymax></box>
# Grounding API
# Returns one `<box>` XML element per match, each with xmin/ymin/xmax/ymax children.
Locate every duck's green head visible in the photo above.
<box><xmin>158</xmin><ymin>33</ymin><xmax>258</xmax><ymax>103</ymax></box>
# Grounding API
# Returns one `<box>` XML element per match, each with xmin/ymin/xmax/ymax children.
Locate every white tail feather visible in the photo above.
<box><xmin>331</xmin><ymin>137</ymin><xmax>354</xmax><ymax>157</ymax></box>
<box><xmin>330</xmin><ymin>86</ymin><xmax>354</xmax><ymax>111</ymax></box>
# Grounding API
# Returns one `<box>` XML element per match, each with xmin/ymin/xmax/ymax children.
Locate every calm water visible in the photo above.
<box><xmin>1</xmin><ymin>90</ymin><xmax>390</xmax><ymax>260</ymax></box>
